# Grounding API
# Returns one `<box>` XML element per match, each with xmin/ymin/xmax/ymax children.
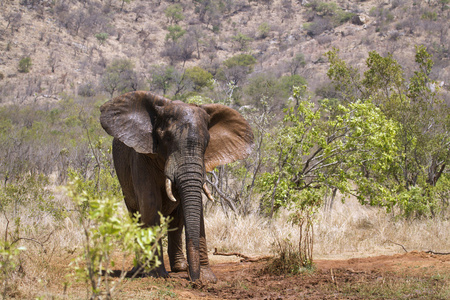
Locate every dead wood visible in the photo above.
<box><xmin>213</xmin><ymin>248</ymin><xmax>272</xmax><ymax>262</ymax></box>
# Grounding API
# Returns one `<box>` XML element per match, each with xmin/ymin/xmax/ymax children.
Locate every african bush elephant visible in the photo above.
<box><xmin>100</xmin><ymin>91</ymin><xmax>254</xmax><ymax>282</ymax></box>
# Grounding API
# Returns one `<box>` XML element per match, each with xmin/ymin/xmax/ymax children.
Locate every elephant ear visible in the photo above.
<box><xmin>100</xmin><ymin>91</ymin><xmax>170</xmax><ymax>154</ymax></box>
<box><xmin>201</xmin><ymin>104</ymin><xmax>254</xmax><ymax>172</ymax></box>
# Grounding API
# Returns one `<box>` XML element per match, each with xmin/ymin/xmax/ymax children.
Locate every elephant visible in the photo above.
<box><xmin>99</xmin><ymin>91</ymin><xmax>254</xmax><ymax>283</ymax></box>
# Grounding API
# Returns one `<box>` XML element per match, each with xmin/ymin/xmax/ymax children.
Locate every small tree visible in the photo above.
<box><xmin>257</xmin><ymin>22</ymin><xmax>271</xmax><ymax>39</ymax></box>
<box><xmin>101</xmin><ymin>59</ymin><xmax>139</xmax><ymax>98</ymax></box>
<box><xmin>18</xmin><ymin>57</ymin><xmax>32</xmax><ymax>73</ymax></box>
<box><xmin>150</xmin><ymin>64</ymin><xmax>176</xmax><ymax>95</ymax></box>
<box><xmin>184</xmin><ymin>66</ymin><xmax>213</xmax><ymax>91</ymax></box>
<box><xmin>259</xmin><ymin>86</ymin><xmax>398</xmax><ymax>268</ymax></box>
<box><xmin>221</xmin><ymin>54</ymin><xmax>257</xmax><ymax>85</ymax></box>
<box><xmin>326</xmin><ymin>46</ymin><xmax>450</xmax><ymax>217</ymax></box>
<box><xmin>164</xmin><ymin>4</ymin><xmax>184</xmax><ymax>24</ymax></box>
<box><xmin>161</xmin><ymin>36</ymin><xmax>195</xmax><ymax>66</ymax></box>
<box><xmin>287</xmin><ymin>53</ymin><xmax>306</xmax><ymax>76</ymax></box>
<box><xmin>231</xmin><ymin>32</ymin><xmax>253</xmax><ymax>51</ymax></box>
<box><xmin>165</xmin><ymin>25</ymin><xmax>186</xmax><ymax>42</ymax></box>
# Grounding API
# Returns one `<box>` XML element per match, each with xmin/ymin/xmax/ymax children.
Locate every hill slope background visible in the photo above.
<box><xmin>1</xmin><ymin>0</ymin><xmax>449</xmax><ymax>104</ymax></box>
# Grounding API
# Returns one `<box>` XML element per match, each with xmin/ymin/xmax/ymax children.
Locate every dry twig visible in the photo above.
<box><xmin>425</xmin><ymin>250</ymin><xmax>450</xmax><ymax>255</ymax></box>
<box><xmin>213</xmin><ymin>248</ymin><xmax>271</xmax><ymax>262</ymax></box>
<box><xmin>386</xmin><ymin>240</ymin><xmax>408</xmax><ymax>253</ymax></box>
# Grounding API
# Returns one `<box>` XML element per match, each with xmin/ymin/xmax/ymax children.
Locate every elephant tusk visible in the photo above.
<box><xmin>203</xmin><ymin>183</ymin><xmax>215</xmax><ymax>203</ymax></box>
<box><xmin>165</xmin><ymin>178</ymin><xmax>177</xmax><ymax>202</ymax></box>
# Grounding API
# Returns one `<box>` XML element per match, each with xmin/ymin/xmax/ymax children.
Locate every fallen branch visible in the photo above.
<box><xmin>213</xmin><ymin>248</ymin><xmax>271</xmax><ymax>262</ymax></box>
<box><xmin>386</xmin><ymin>240</ymin><xmax>408</xmax><ymax>253</ymax></box>
<box><xmin>425</xmin><ymin>250</ymin><xmax>450</xmax><ymax>255</ymax></box>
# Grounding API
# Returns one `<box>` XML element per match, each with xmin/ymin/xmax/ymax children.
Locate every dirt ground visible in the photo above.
<box><xmin>95</xmin><ymin>251</ymin><xmax>450</xmax><ymax>300</ymax></box>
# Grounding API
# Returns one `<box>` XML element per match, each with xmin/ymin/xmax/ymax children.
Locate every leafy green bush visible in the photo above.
<box><xmin>95</xmin><ymin>32</ymin><xmax>109</xmax><ymax>45</ymax></box>
<box><xmin>223</xmin><ymin>54</ymin><xmax>257</xmax><ymax>71</ymax></box>
<box><xmin>244</xmin><ymin>74</ymin><xmax>306</xmax><ymax>109</ymax></box>
<box><xmin>421</xmin><ymin>10</ymin><xmax>438</xmax><ymax>21</ymax></box>
<box><xmin>68</xmin><ymin>171</ymin><xmax>169</xmax><ymax>299</ymax></box>
<box><xmin>165</xmin><ymin>25</ymin><xmax>186</xmax><ymax>42</ymax></box>
<box><xmin>18</xmin><ymin>57</ymin><xmax>32</xmax><ymax>73</ymax></box>
<box><xmin>164</xmin><ymin>4</ymin><xmax>184</xmax><ymax>24</ymax></box>
<box><xmin>0</xmin><ymin>218</ymin><xmax>25</xmax><ymax>299</ymax></box>
<box><xmin>149</xmin><ymin>64</ymin><xmax>177</xmax><ymax>95</ymax></box>
<box><xmin>326</xmin><ymin>46</ymin><xmax>450</xmax><ymax>218</ymax></box>
<box><xmin>304</xmin><ymin>0</ymin><xmax>354</xmax><ymax>36</ymax></box>
<box><xmin>101</xmin><ymin>59</ymin><xmax>139</xmax><ymax>97</ymax></box>
<box><xmin>257</xmin><ymin>22</ymin><xmax>271</xmax><ymax>39</ymax></box>
<box><xmin>231</xmin><ymin>32</ymin><xmax>253</xmax><ymax>51</ymax></box>
<box><xmin>185</xmin><ymin>66</ymin><xmax>213</xmax><ymax>91</ymax></box>
<box><xmin>0</xmin><ymin>173</ymin><xmax>61</xmax><ymax>219</ymax></box>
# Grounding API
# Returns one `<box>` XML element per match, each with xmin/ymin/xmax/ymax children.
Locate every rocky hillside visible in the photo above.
<box><xmin>0</xmin><ymin>0</ymin><xmax>449</xmax><ymax>105</ymax></box>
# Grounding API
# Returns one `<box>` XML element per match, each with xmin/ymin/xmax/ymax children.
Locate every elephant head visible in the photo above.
<box><xmin>99</xmin><ymin>91</ymin><xmax>253</xmax><ymax>281</ymax></box>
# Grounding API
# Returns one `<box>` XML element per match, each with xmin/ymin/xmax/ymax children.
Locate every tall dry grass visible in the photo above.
<box><xmin>205</xmin><ymin>197</ymin><xmax>450</xmax><ymax>259</ymax></box>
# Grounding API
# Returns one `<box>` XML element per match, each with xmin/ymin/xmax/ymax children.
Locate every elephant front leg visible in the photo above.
<box><xmin>199</xmin><ymin>210</ymin><xmax>217</xmax><ymax>283</ymax></box>
<box><xmin>128</xmin><ymin>239</ymin><xmax>169</xmax><ymax>278</ymax></box>
<box><xmin>168</xmin><ymin>208</ymin><xmax>188</xmax><ymax>272</ymax></box>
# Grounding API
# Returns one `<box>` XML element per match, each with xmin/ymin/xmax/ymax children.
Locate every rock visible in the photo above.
<box><xmin>352</xmin><ymin>15</ymin><xmax>366</xmax><ymax>26</ymax></box>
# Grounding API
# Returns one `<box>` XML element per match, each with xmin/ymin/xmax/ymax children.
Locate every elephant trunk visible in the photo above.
<box><xmin>175</xmin><ymin>160</ymin><xmax>204</xmax><ymax>282</ymax></box>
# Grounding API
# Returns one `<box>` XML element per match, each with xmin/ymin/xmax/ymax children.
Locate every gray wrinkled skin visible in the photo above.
<box><xmin>100</xmin><ymin>91</ymin><xmax>253</xmax><ymax>282</ymax></box>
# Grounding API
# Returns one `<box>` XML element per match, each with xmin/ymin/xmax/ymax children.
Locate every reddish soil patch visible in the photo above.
<box><xmin>164</xmin><ymin>251</ymin><xmax>450</xmax><ymax>299</ymax></box>
<box><xmin>41</xmin><ymin>251</ymin><xmax>448</xmax><ymax>299</ymax></box>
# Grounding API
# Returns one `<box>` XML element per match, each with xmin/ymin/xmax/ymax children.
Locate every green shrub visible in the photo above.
<box><xmin>78</xmin><ymin>82</ymin><xmax>97</xmax><ymax>97</ymax></box>
<box><xmin>164</xmin><ymin>4</ymin><xmax>184</xmax><ymax>24</ymax></box>
<box><xmin>231</xmin><ymin>32</ymin><xmax>253</xmax><ymax>51</ymax></box>
<box><xmin>223</xmin><ymin>54</ymin><xmax>257</xmax><ymax>70</ymax></box>
<box><xmin>18</xmin><ymin>57</ymin><xmax>32</xmax><ymax>73</ymax></box>
<box><xmin>95</xmin><ymin>32</ymin><xmax>109</xmax><ymax>45</ymax></box>
<box><xmin>0</xmin><ymin>173</ymin><xmax>60</xmax><ymax>219</ymax></box>
<box><xmin>0</xmin><ymin>218</ymin><xmax>25</xmax><ymax>299</ymax></box>
<box><xmin>263</xmin><ymin>237</ymin><xmax>315</xmax><ymax>275</ymax></box>
<box><xmin>101</xmin><ymin>58</ymin><xmax>138</xmax><ymax>97</ymax></box>
<box><xmin>185</xmin><ymin>66</ymin><xmax>213</xmax><ymax>91</ymax></box>
<box><xmin>68</xmin><ymin>170</ymin><xmax>169</xmax><ymax>299</ymax></box>
<box><xmin>165</xmin><ymin>25</ymin><xmax>186</xmax><ymax>42</ymax></box>
<box><xmin>421</xmin><ymin>10</ymin><xmax>438</xmax><ymax>21</ymax></box>
<box><xmin>258</xmin><ymin>22</ymin><xmax>271</xmax><ymax>39</ymax></box>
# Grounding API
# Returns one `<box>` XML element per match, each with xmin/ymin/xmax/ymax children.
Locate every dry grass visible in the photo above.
<box><xmin>205</xmin><ymin>197</ymin><xmax>450</xmax><ymax>259</ymax></box>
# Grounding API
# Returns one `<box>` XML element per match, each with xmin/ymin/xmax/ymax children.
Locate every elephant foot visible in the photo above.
<box><xmin>170</xmin><ymin>260</ymin><xmax>188</xmax><ymax>273</ymax></box>
<box><xmin>148</xmin><ymin>268</ymin><xmax>170</xmax><ymax>278</ymax></box>
<box><xmin>200</xmin><ymin>266</ymin><xmax>217</xmax><ymax>283</ymax></box>
<box><xmin>127</xmin><ymin>265</ymin><xmax>170</xmax><ymax>278</ymax></box>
